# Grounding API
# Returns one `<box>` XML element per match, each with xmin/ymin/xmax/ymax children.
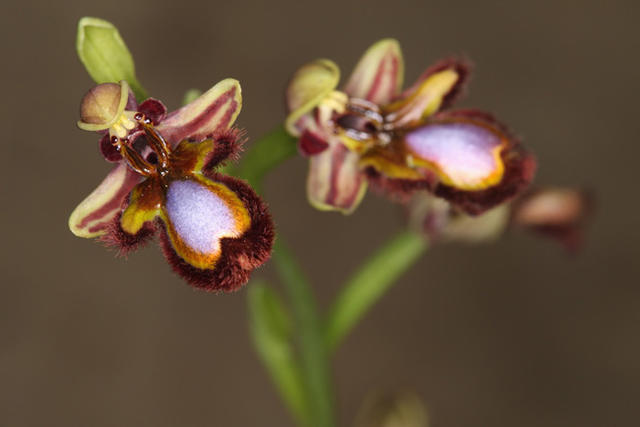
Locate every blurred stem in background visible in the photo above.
<box><xmin>325</xmin><ymin>232</ymin><xmax>428</xmax><ymax>352</ymax></box>
<box><xmin>238</xmin><ymin>128</ymin><xmax>428</xmax><ymax>427</ymax></box>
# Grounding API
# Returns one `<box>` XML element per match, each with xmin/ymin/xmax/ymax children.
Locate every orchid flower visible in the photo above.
<box><xmin>408</xmin><ymin>187</ymin><xmax>590</xmax><ymax>250</ymax></box>
<box><xmin>285</xmin><ymin>39</ymin><xmax>536</xmax><ymax>215</ymax></box>
<box><xmin>69</xmin><ymin>80</ymin><xmax>274</xmax><ymax>291</ymax></box>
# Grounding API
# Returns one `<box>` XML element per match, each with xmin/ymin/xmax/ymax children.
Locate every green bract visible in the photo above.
<box><xmin>76</xmin><ymin>17</ymin><xmax>146</xmax><ymax>100</ymax></box>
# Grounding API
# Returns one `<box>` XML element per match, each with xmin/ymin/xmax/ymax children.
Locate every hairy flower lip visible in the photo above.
<box><xmin>92</xmin><ymin>120</ymin><xmax>274</xmax><ymax>291</ymax></box>
<box><xmin>158</xmin><ymin>172</ymin><xmax>275</xmax><ymax>292</ymax></box>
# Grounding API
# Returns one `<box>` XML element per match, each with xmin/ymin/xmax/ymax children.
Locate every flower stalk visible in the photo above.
<box><xmin>325</xmin><ymin>231</ymin><xmax>428</xmax><ymax>352</ymax></box>
<box><xmin>232</xmin><ymin>126</ymin><xmax>298</xmax><ymax>191</ymax></box>
<box><xmin>238</xmin><ymin>130</ymin><xmax>429</xmax><ymax>427</ymax></box>
<box><xmin>273</xmin><ymin>239</ymin><xmax>336</xmax><ymax>427</ymax></box>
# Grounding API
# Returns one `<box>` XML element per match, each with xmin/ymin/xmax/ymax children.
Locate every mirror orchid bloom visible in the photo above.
<box><xmin>408</xmin><ymin>187</ymin><xmax>590</xmax><ymax>251</ymax></box>
<box><xmin>285</xmin><ymin>39</ymin><xmax>536</xmax><ymax>215</ymax></box>
<box><xmin>69</xmin><ymin>80</ymin><xmax>274</xmax><ymax>291</ymax></box>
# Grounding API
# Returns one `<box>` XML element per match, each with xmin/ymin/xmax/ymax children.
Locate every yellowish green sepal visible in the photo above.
<box><xmin>76</xmin><ymin>17</ymin><xmax>146</xmax><ymax>100</ymax></box>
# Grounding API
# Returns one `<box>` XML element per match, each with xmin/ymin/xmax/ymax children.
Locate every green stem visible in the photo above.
<box><xmin>247</xmin><ymin>282</ymin><xmax>309</xmax><ymax>426</ymax></box>
<box><xmin>236</xmin><ymin>127</ymin><xmax>332</xmax><ymax>426</ymax></box>
<box><xmin>325</xmin><ymin>232</ymin><xmax>428</xmax><ymax>352</ymax></box>
<box><xmin>273</xmin><ymin>239</ymin><xmax>335</xmax><ymax>427</ymax></box>
<box><xmin>233</xmin><ymin>125</ymin><xmax>297</xmax><ymax>191</ymax></box>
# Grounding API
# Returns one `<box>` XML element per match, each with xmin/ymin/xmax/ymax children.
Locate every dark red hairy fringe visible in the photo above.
<box><xmin>399</xmin><ymin>57</ymin><xmax>473</xmax><ymax>111</ymax></box>
<box><xmin>158</xmin><ymin>173</ymin><xmax>275</xmax><ymax>292</ymax></box>
<box><xmin>432</xmin><ymin>109</ymin><xmax>536</xmax><ymax>216</ymax></box>
<box><xmin>364</xmin><ymin>167</ymin><xmax>432</xmax><ymax>203</ymax></box>
<box><xmin>99</xmin><ymin>212</ymin><xmax>156</xmax><ymax>257</ymax></box>
<box><xmin>202</xmin><ymin>127</ymin><xmax>247</xmax><ymax>171</ymax></box>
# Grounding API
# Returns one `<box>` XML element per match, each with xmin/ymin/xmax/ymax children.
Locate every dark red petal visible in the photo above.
<box><xmin>138</xmin><ymin>98</ymin><xmax>168</xmax><ymax>125</ymax></box>
<box><xmin>299</xmin><ymin>129</ymin><xmax>330</xmax><ymax>156</ymax></box>
<box><xmin>159</xmin><ymin>174</ymin><xmax>274</xmax><ymax>292</ymax></box>
<box><xmin>99</xmin><ymin>133</ymin><xmax>123</xmax><ymax>162</ymax></box>
<box><xmin>99</xmin><ymin>211</ymin><xmax>156</xmax><ymax>256</ymax></box>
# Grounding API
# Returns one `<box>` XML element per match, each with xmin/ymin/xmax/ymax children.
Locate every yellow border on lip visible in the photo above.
<box><xmin>77</xmin><ymin>80</ymin><xmax>131</xmax><ymax>132</ymax></box>
<box><xmin>405</xmin><ymin>120</ymin><xmax>508</xmax><ymax>191</ymax></box>
<box><xmin>161</xmin><ymin>175</ymin><xmax>252</xmax><ymax>270</ymax></box>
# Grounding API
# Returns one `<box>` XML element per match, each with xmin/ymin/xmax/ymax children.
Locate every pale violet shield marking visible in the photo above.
<box><xmin>405</xmin><ymin>122</ymin><xmax>501</xmax><ymax>187</ymax></box>
<box><xmin>165</xmin><ymin>180</ymin><xmax>239</xmax><ymax>254</ymax></box>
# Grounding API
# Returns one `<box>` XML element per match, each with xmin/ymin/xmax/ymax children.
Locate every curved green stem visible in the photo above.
<box><xmin>247</xmin><ymin>281</ymin><xmax>309</xmax><ymax>426</ymax></box>
<box><xmin>238</xmin><ymin>127</ymin><xmax>426</xmax><ymax>427</ymax></box>
<box><xmin>237</xmin><ymin>127</ymin><xmax>333</xmax><ymax>426</ymax></box>
<box><xmin>325</xmin><ymin>232</ymin><xmax>428</xmax><ymax>352</ymax></box>
<box><xmin>233</xmin><ymin>125</ymin><xmax>297</xmax><ymax>192</ymax></box>
<box><xmin>273</xmin><ymin>240</ymin><xmax>335</xmax><ymax>427</ymax></box>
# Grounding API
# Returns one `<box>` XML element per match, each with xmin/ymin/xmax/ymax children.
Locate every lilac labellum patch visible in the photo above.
<box><xmin>165</xmin><ymin>180</ymin><xmax>242</xmax><ymax>256</ymax></box>
<box><xmin>404</xmin><ymin>121</ymin><xmax>505</xmax><ymax>190</ymax></box>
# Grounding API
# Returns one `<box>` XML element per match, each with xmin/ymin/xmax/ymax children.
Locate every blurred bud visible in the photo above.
<box><xmin>408</xmin><ymin>191</ymin><xmax>509</xmax><ymax>244</ymax></box>
<box><xmin>355</xmin><ymin>391</ymin><xmax>428</xmax><ymax>427</ymax></box>
<box><xmin>76</xmin><ymin>17</ymin><xmax>145</xmax><ymax>100</ymax></box>
<box><xmin>511</xmin><ymin>188</ymin><xmax>592</xmax><ymax>251</ymax></box>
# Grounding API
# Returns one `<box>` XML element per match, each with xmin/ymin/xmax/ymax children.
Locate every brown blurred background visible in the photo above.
<box><xmin>2</xmin><ymin>0</ymin><xmax>639</xmax><ymax>425</ymax></box>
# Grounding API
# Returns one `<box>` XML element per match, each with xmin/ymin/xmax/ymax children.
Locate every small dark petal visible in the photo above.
<box><xmin>159</xmin><ymin>173</ymin><xmax>274</xmax><ymax>292</ymax></box>
<box><xmin>299</xmin><ymin>130</ymin><xmax>330</xmax><ymax>156</ymax></box>
<box><xmin>138</xmin><ymin>98</ymin><xmax>168</xmax><ymax>125</ymax></box>
<box><xmin>125</xmin><ymin>88</ymin><xmax>138</xmax><ymax>111</ymax></box>
<box><xmin>99</xmin><ymin>133</ymin><xmax>123</xmax><ymax>162</ymax></box>
<box><xmin>203</xmin><ymin>127</ymin><xmax>246</xmax><ymax>171</ymax></box>
<box><xmin>100</xmin><ymin>212</ymin><xmax>156</xmax><ymax>256</ymax></box>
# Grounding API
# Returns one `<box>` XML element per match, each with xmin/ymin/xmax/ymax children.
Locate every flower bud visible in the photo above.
<box><xmin>355</xmin><ymin>392</ymin><xmax>428</xmax><ymax>427</ymax></box>
<box><xmin>78</xmin><ymin>82</ymin><xmax>127</xmax><ymax>129</ymax></box>
<box><xmin>76</xmin><ymin>17</ymin><xmax>145</xmax><ymax>100</ymax></box>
